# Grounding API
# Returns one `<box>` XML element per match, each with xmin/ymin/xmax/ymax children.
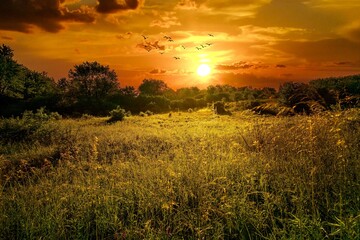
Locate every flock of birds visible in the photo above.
<box><xmin>138</xmin><ymin>33</ymin><xmax>215</xmax><ymax>60</ymax></box>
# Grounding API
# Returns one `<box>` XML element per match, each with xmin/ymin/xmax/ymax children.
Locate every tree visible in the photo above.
<box><xmin>120</xmin><ymin>86</ymin><xmax>138</xmax><ymax>97</ymax></box>
<box><xmin>68</xmin><ymin>61</ymin><xmax>119</xmax><ymax>100</ymax></box>
<box><xmin>138</xmin><ymin>79</ymin><xmax>169</xmax><ymax>96</ymax></box>
<box><xmin>0</xmin><ymin>44</ymin><xmax>22</xmax><ymax>98</ymax></box>
<box><xmin>22</xmin><ymin>70</ymin><xmax>56</xmax><ymax>99</ymax></box>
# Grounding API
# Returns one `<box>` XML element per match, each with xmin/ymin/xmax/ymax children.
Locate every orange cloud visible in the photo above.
<box><xmin>216</xmin><ymin>61</ymin><xmax>269</xmax><ymax>71</ymax></box>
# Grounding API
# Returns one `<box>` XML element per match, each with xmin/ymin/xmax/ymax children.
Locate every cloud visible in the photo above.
<box><xmin>340</xmin><ymin>22</ymin><xmax>360</xmax><ymax>43</ymax></box>
<box><xmin>149</xmin><ymin>69</ymin><xmax>166</xmax><ymax>74</ymax></box>
<box><xmin>116</xmin><ymin>32</ymin><xmax>133</xmax><ymax>39</ymax></box>
<box><xmin>251</xmin><ymin>0</ymin><xmax>343</xmax><ymax>31</ymax></box>
<box><xmin>136</xmin><ymin>40</ymin><xmax>166</xmax><ymax>52</ymax></box>
<box><xmin>276</xmin><ymin>64</ymin><xmax>286</xmax><ymax>68</ymax></box>
<box><xmin>175</xmin><ymin>0</ymin><xmax>198</xmax><ymax>10</ymax></box>
<box><xmin>334</xmin><ymin>61</ymin><xmax>352</xmax><ymax>65</ymax></box>
<box><xmin>150</xmin><ymin>12</ymin><xmax>181</xmax><ymax>28</ymax></box>
<box><xmin>216</xmin><ymin>61</ymin><xmax>269</xmax><ymax>71</ymax></box>
<box><xmin>1</xmin><ymin>35</ymin><xmax>14</xmax><ymax>40</ymax></box>
<box><xmin>96</xmin><ymin>0</ymin><xmax>143</xmax><ymax>14</ymax></box>
<box><xmin>0</xmin><ymin>0</ymin><xmax>95</xmax><ymax>33</ymax></box>
<box><xmin>215</xmin><ymin>72</ymin><xmax>288</xmax><ymax>89</ymax></box>
<box><xmin>272</xmin><ymin>38</ymin><xmax>360</xmax><ymax>62</ymax></box>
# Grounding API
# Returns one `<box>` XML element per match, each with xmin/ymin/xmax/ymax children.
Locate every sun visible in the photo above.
<box><xmin>197</xmin><ymin>64</ymin><xmax>211</xmax><ymax>77</ymax></box>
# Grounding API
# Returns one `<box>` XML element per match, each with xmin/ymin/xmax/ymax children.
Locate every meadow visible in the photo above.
<box><xmin>0</xmin><ymin>108</ymin><xmax>359</xmax><ymax>239</ymax></box>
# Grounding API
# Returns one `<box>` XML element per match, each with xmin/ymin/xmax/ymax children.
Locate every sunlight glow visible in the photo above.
<box><xmin>197</xmin><ymin>64</ymin><xmax>211</xmax><ymax>77</ymax></box>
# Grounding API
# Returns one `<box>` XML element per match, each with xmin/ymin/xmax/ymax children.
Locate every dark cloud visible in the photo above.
<box><xmin>96</xmin><ymin>0</ymin><xmax>142</xmax><ymax>14</ymax></box>
<box><xmin>334</xmin><ymin>61</ymin><xmax>352</xmax><ymax>66</ymax></box>
<box><xmin>216</xmin><ymin>61</ymin><xmax>268</xmax><ymax>71</ymax></box>
<box><xmin>136</xmin><ymin>40</ymin><xmax>165</xmax><ymax>52</ymax></box>
<box><xmin>0</xmin><ymin>0</ymin><xmax>95</xmax><ymax>33</ymax></box>
<box><xmin>149</xmin><ymin>69</ymin><xmax>166</xmax><ymax>74</ymax></box>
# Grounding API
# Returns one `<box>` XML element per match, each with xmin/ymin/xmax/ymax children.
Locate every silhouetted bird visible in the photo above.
<box><xmin>142</xmin><ymin>35</ymin><xmax>148</xmax><ymax>40</ymax></box>
<box><xmin>173</xmin><ymin>57</ymin><xmax>180</xmax><ymax>60</ymax></box>
<box><xmin>208</xmin><ymin>34</ymin><xmax>214</xmax><ymax>37</ymax></box>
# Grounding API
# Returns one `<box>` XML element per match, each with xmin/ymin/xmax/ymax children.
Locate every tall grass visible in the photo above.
<box><xmin>0</xmin><ymin>109</ymin><xmax>359</xmax><ymax>239</ymax></box>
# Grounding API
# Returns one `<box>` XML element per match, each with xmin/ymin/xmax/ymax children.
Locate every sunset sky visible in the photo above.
<box><xmin>1</xmin><ymin>0</ymin><xmax>360</xmax><ymax>89</ymax></box>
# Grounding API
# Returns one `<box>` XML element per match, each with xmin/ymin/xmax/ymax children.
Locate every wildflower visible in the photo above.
<box><xmin>336</xmin><ymin>139</ymin><xmax>346</xmax><ymax>147</ymax></box>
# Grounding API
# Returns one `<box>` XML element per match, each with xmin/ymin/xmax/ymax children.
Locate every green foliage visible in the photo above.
<box><xmin>233</xmin><ymin>100</ymin><xmax>262</xmax><ymax>111</ymax></box>
<box><xmin>310</xmin><ymin>75</ymin><xmax>360</xmax><ymax>109</ymax></box>
<box><xmin>0</xmin><ymin>108</ymin><xmax>61</xmax><ymax>143</ymax></box>
<box><xmin>0</xmin><ymin>44</ymin><xmax>23</xmax><ymax>98</ymax></box>
<box><xmin>278</xmin><ymin>82</ymin><xmax>327</xmax><ymax>114</ymax></box>
<box><xmin>108</xmin><ymin>106</ymin><xmax>126</xmax><ymax>122</ymax></box>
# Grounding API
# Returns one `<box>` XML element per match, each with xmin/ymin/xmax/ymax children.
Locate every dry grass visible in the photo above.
<box><xmin>0</xmin><ymin>108</ymin><xmax>359</xmax><ymax>239</ymax></box>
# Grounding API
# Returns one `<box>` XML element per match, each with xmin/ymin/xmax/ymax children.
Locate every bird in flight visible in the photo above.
<box><xmin>181</xmin><ymin>45</ymin><xmax>186</xmax><ymax>49</ymax></box>
<box><xmin>142</xmin><ymin>35</ymin><xmax>148</xmax><ymax>40</ymax></box>
<box><xmin>196</xmin><ymin>47</ymin><xmax>202</xmax><ymax>50</ymax></box>
<box><xmin>173</xmin><ymin>57</ymin><xmax>180</xmax><ymax>60</ymax></box>
<box><xmin>208</xmin><ymin>34</ymin><xmax>214</xmax><ymax>37</ymax></box>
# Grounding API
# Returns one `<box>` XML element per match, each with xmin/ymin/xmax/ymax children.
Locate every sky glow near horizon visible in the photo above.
<box><xmin>1</xmin><ymin>0</ymin><xmax>360</xmax><ymax>89</ymax></box>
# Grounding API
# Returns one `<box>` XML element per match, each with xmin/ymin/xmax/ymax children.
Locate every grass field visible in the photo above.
<box><xmin>1</xmin><ymin>108</ymin><xmax>359</xmax><ymax>239</ymax></box>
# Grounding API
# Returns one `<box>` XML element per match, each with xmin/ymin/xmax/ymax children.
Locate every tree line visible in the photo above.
<box><xmin>1</xmin><ymin>44</ymin><xmax>359</xmax><ymax>117</ymax></box>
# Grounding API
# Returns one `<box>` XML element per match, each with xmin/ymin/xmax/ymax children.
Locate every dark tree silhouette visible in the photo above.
<box><xmin>138</xmin><ymin>79</ymin><xmax>169</xmax><ymax>96</ymax></box>
<box><xmin>68</xmin><ymin>61</ymin><xmax>119</xmax><ymax>100</ymax></box>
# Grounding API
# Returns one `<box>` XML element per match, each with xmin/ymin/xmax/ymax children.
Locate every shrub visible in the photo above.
<box><xmin>139</xmin><ymin>111</ymin><xmax>147</xmax><ymax>117</ymax></box>
<box><xmin>0</xmin><ymin>108</ymin><xmax>61</xmax><ymax>143</ymax></box>
<box><xmin>233</xmin><ymin>100</ymin><xmax>262</xmax><ymax>111</ymax></box>
<box><xmin>81</xmin><ymin>114</ymin><xmax>94</xmax><ymax>120</ymax></box>
<box><xmin>145</xmin><ymin>110</ymin><xmax>154</xmax><ymax>116</ymax></box>
<box><xmin>213</xmin><ymin>101</ymin><xmax>231</xmax><ymax>115</ymax></box>
<box><xmin>108</xmin><ymin>106</ymin><xmax>126</xmax><ymax>123</ymax></box>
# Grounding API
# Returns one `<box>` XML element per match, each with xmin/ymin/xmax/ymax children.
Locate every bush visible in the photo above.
<box><xmin>108</xmin><ymin>106</ymin><xmax>126</xmax><ymax>123</ymax></box>
<box><xmin>145</xmin><ymin>110</ymin><xmax>154</xmax><ymax>116</ymax></box>
<box><xmin>0</xmin><ymin>108</ymin><xmax>61</xmax><ymax>143</ymax></box>
<box><xmin>233</xmin><ymin>100</ymin><xmax>262</xmax><ymax>111</ymax></box>
<box><xmin>213</xmin><ymin>102</ymin><xmax>231</xmax><ymax>115</ymax></box>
